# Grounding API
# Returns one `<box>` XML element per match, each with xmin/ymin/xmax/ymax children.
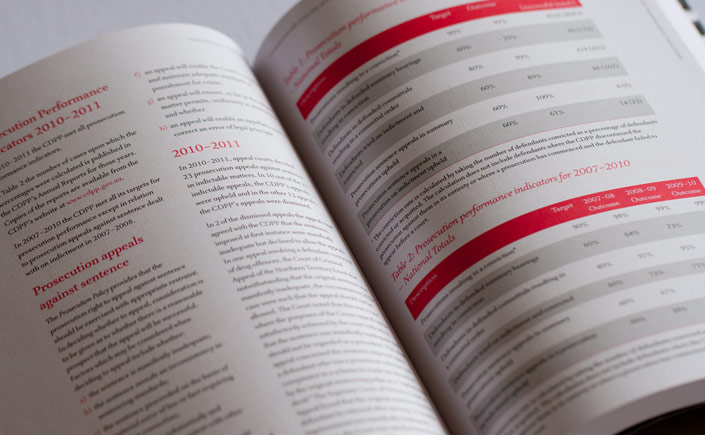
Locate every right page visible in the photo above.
<box><xmin>255</xmin><ymin>1</ymin><xmax>705</xmax><ymax>434</ymax></box>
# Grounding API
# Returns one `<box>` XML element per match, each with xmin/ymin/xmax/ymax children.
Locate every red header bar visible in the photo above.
<box><xmin>296</xmin><ymin>0</ymin><xmax>582</xmax><ymax>119</ymax></box>
<box><xmin>405</xmin><ymin>177</ymin><xmax>705</xmax><ymax>319</ymax></box>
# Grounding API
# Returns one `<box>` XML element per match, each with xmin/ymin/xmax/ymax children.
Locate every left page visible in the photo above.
<box><xmin>0</xmin><ymin>24</ymin><xmax>445</xmax><ymax>435</ymax></box>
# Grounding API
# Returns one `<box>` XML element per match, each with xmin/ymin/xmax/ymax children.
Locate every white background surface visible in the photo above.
<box><xmin>0</xmin><ymin>0</ymin><xmax>298</xmax><ymax>78</ymax></box>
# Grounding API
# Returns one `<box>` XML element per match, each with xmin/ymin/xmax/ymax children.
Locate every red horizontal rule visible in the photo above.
<box><xmin>296</xmin><ymin>0</ymin><xmax>582</xmax><ymax>119</ymax></box>
<box><xmin>405</xmin><ymin>177</ymin><xmax>705</xmax><ymax>319</ymax></box>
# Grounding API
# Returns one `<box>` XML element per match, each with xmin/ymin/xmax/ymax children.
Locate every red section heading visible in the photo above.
<box><xmin>405</xmin><ymin>177</ymin><xmax>705</xmax><ymax>319</ymax></box>
<box><xmin>296</xmin><ymin>0</ymin><xmax>582</xmax><ymax>119</ymax></box>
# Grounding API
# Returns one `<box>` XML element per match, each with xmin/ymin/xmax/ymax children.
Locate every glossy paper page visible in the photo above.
<box><xmin>0</xmin><ymin>24</ymin><xmax>443</xmax><ymax>435</ymax></box>
<box><xmin>256</xmin><ymin>1</ymin><xmax>705</xmax><ymax>433</ymax></box>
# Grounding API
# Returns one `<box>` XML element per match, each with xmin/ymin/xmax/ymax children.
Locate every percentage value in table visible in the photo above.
<box><xmin>620</xmin><ymin>98</ymin><xmax>644</xmax><ymax>106</ymax></box>
<box><xmin>597</xmin><ymin>262</ymin><xmax>613</xmax><ymax>269</ymax></box>
<box><xmin>630</xmin><ymin>316</ymin><xmax>647</xmax><ymax>324</ymax></box>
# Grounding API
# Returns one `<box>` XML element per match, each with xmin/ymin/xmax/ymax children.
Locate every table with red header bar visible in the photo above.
<box><xmin>297</xmin><ymin>0</ymin><xmax>583</xmax><ymax>120</ymax></box>
<box><xmin>406</xmin><ymin>177</ymin><xmax>705</xmax><ymax>320</ymax></box>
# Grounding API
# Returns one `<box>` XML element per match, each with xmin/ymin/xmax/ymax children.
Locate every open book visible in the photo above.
<box><xmin>3</xmin><ymin>0</ymin><xmax>705</xmax><ymax>433</ymax></box>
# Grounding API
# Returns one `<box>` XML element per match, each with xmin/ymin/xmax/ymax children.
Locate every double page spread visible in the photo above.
<box><xmin>2</xmin><ymin>0</ymin><xmax>705</xmax><ymax>434</ymax></box>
